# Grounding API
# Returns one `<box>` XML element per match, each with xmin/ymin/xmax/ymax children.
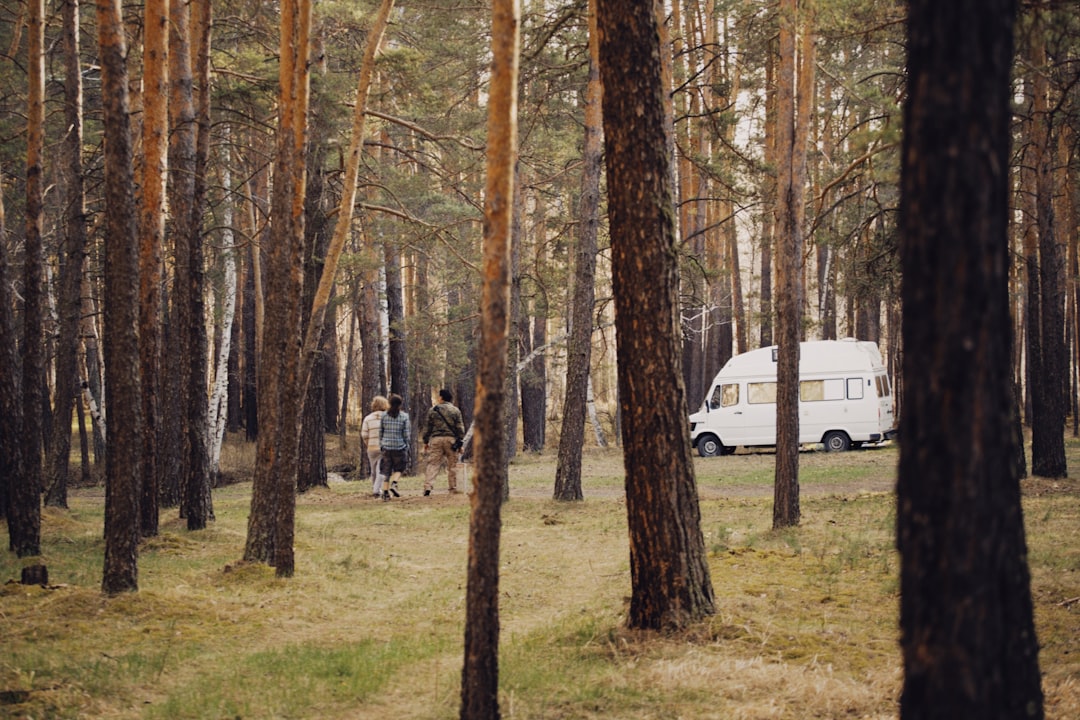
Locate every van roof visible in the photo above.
<box><xmin>719</xmin><ymin>338</ymin><xmax>885</xmax><ymax>378</ymax></box>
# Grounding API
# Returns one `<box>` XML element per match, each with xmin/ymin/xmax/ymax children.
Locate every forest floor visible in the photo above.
<box><xmin>1</xmin><ymin>435</ymin><xmax>1078</xmax><ymax>719</ymax></box>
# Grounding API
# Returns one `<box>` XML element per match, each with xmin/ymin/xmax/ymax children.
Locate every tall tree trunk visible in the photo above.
<box><xmin>45</xmin><ymin>0</ymin><xmax>90</xmax><ymax>511</ymax></box>
<box><xmin>298</xmin><ymin>155</ymin><xmax>331</xmax><ymax>493</ymax></box>
<box><xmin>1</xmin><ymin>179</ymin><xmax>24</xmax><ymax>538</ymax></box>
<box><xmin>759</xmin><ymin>44</ymin><xmax>777</xmax><ymax>348</ymax></box>
<box><xmin>183</xmin><ymin>0</ymin><xmax>214</xmax><ymax>529</ymax></box>
<box><xmin>596</xmin><ymin>0</ymin><xmax>715</xmax><ymax>630</ymax></box>
<box><xmin>554</xmin><ymin>0</ymin><xmax>601</xmax><ymax>502</ymax></box>
<box><xmin>773</xmin><ymin>0</ymin><xmax>811</xmax><ymax>530</ymax></box>
<box><xmin>898</xmin><ymin>2</ymin><xmax>1044</xmax><ymax>717</ymax></box>
<box><xmin>244</xmin><ymin>0</ymin><xmax>312</xmax><ymax>578</ymax></box>
<box><xmin>1030</xmin><ymin>9</ymin><xmax>1066</xmax><ymax>478</ymax></box>
<box><xmin>136</xmin><ymin>0</ymin><xmax>167</xmax><ymax>536</ymax></box>
<box><xmin>461</xmin><ymin>0</ymin><xmax>517</xmax><ymax>714</ymax></box>
<box><xmin>163</xmin><ymin>0</ymin><xmax>196</xmax><ymax>514</ymax></box>
<box><xmin>15</xmin><ymin>0</ymin><xmax>45</xmax><ymax>571</ymax></box>
<box><xmin>97</xmin><ymin>0</ymin><xmax>143</xmax><ymax>594</ymax></box>
<box><xmin>209</xmin><ymin>157</ymin><xmax>238</xmax><ymax>482</ymax></box>
<box><xmin>504</xmin><ymin>172</ymin><xmax>522</xmax><ymax>473</ymax></box>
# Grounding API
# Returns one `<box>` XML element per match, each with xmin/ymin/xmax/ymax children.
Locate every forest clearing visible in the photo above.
<box><xmin>2</xmin><ymin>436</ymin><xmax>1077</xmax><ymax>720</ymax></box>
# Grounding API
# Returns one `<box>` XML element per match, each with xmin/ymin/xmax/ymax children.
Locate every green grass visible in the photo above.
<box><xmin>1</xmin><ymin>438</ymin><xmax>1078</xmax><ymax>719</ymax></box>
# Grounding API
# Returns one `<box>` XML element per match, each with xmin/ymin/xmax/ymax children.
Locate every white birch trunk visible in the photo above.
<box><xmin>208</xmin><ymin>155</ymin><xmax>237</xmax><ymax>475</ymax></box>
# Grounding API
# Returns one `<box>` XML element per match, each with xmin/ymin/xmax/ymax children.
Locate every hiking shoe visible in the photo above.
<box><xmin>382</xmin><ymin>491</ymin><xmax>390</xmax><ymax>501</ymax></box>
<box><xmin>390</xmin><ymin>482</ymin><xmax>400</xmax><ymax>498</ymax></box>
<box><xmin>423</xmin><ymin>489</ymin><xmax>431</xmax><ymax>497</ymax></box>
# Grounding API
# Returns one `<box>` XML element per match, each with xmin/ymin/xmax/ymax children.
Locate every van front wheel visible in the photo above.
<box><xmin>697</xmin><ymin>434</ymin><xmax>725</xmax><ymax>457</ymax></box>
<box><xmin>822</xmin><ymin>431</ymin><xmax>851</xmax><ymax>452</ymax></box>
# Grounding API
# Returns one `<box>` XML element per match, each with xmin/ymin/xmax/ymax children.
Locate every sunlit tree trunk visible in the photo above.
<box><xmin>136</xmin><ymin>0</ymin><xmax>167</xmax><ymax>537</ymax></box>
<box><xmin>245</xmin><ymin>0</ymin><xmax>312</xmax><ymax>578</ymax></box>
<box><xmin>597</xmin><ymin>0</ymin><xmax>715</xmax><ymax>631</ymax></box>
<box><xmin>460</xmin><ymin>0</ymin><xmax>517</xmax><ymax>714</ymax></box>
<box><xmin>554</xmin><ymin>0</ymin><xmax>601</xmax><ymax>502</ymax></box>
<box><xmin>97</xmin><ymin>0</ymin><xmax>143</xmax><ymax>595</ymax></box>
<box><xmin>898</xmin><ymin>1</ymin><xmax>1044</xmax><ymax>716</ymax></box>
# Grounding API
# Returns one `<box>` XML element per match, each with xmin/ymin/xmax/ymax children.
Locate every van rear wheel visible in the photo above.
<box><xmin>823</xmin><ymin>431</ymin><xmax>851</xmax><ymax>452</ymax></box>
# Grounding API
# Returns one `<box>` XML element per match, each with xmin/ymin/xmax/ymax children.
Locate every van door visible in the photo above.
<box><xmin>740</xmin><ymin>380</ymin><xmax>777</xmax><ymax>445</ymax></box>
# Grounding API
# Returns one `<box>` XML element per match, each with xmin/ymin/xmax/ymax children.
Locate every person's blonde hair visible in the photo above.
<box><xmin>371</xmin><ymin>395</ymin><xmax>390</xmax><ymax>412</ymax></box>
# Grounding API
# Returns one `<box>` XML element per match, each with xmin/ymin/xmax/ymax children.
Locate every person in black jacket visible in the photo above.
<box><xmin>421</xmin><ymin>388</ymin><xmax>466</xmax><ymax>496</ymax></box>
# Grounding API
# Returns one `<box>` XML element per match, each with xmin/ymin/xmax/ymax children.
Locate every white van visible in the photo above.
<box><xmin>689</xmin><ymin>339</ymin><xmax>895</xmax><ymax>456</ymax></box>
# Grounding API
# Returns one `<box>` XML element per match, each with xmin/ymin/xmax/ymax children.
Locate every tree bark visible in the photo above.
<box><xmin>97</xmin><ymin>0</ymin><xmax>143</xmax><ymax>594</ymax></box>
<box><xmin>773</xmin><ymin>0</ymin><xmax>810</xmax><ymax>530</ymax></box>
<box><xmin>554</xmin><ymin>0</ymin><xmax>601</xmax><ymax>502</ymax></box>
<box><xmin>596</xmin><ymin>0</ymin><xmax>715</xmax><ymax>630</ymax></box>
<box><xmin>45</xmin><ymin>0</ymin><xmax>89</xmax><ymax>511</ymax></box>
<box><xmin>15</xmin><ymin>0</ymin><xmax>45</xmax><ymax>567</ymax></box>
<box><xmin>1029</xmin><ymin>9</ymin><xmax>1067</xmax><ymax>479</ymax></box>
<box><xmin>460</xmin><ymin>0</ymin><xmax>517</xmax><ymax>715</ymax></box>
<box><xmin>184</xmin><ymin>0</ymin><xmax>214</xmax><ymax>529</ymax></box>
<box><xmin>898</xmin><ymin>1</ymin><xmax>1044</xmax><ymax>717</ymax></box>
<box><xmin>136</xmin><ymin>0</ymin><xmax>167</xmax><ymax>536</ymax></box>
<box><xmin>0</xmin><ymin>178</ymin><xmax>23</xmax><ymax>537</ymax></box>
<box><xmin>244</xmin><ymin>0</ymin><xmax>312</xmax><ymax>578</ymax></box>
<box><xmin>163</xmin><ymin>0</ymin><xmax>196</xmax><ymax>514</ymax></box>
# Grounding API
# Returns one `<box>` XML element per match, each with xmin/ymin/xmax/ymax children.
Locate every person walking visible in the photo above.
<box><xmin>360</xmin><ymin>395</ymin><xmax>389</xmax><ymax>497</ymax></box>
<box><xmin>422</xmin><ymin>388</ymin><xmax>466</xmax><ymax>496</ymax></box>
<box><xmin>378</xmin><ymin>394</ymin><xmax>410</xmax><ymax>501</ymax></box>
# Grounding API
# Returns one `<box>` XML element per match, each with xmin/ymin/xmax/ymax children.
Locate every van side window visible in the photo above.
<box><xmin>748</xmin><ymin>381</ymin><xmax>777</xmax><ymax>404</ymax></box>
<box><xmin>722</xmin><ymin>383</ymin><xmax>739</xmax><ymax>407</ymax></box>
<box><xmin>847</xmin><ymin>378</ymin><xmax>864</xmax><ymax>400</ymax></box>
<box><xmin>800</xmin><ymin>378</ymin><xmax>845</xmax><ymax>402</ymax></box>
<box><xmin>875</xmin><ymin>374</ymin><xmax>891</xmax><ymax>397</ymax></box>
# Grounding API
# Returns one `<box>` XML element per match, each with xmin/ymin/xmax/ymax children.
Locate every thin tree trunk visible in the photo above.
<box><xmin>209</xmin><ymin>156</ymin><xmax>238</xmax><ymax>481</ymax></box>
<box><xmin>461</xmin><ymin>0</ymin><xmax>517</xmax><ymax>714</ymax></box>
<box><xmin>15</xmin><ymin>0</ymin><xmax>45</xmax><ymax>571</ymax></box>
<box><xmin>97</xmin><ymin>0</ymin><xmax>143</xmax><ymax>594</ymax></box>
<box><xmin>554</xmin><ymin>0</ymin><xmax>601</xmax><ymax>501</ymax></box>
<box><xmin>1030</xmin><ymin>9</ymin><xmax>1066</xmax><ymax>478</ymax></box>
<box><xmin>0</xmin><ymin>178</ymin><xmax>24</xmax><ymax>537</ymax></box>
<box><xmin>136</xmin><ymin>0</ymin><xmax>167</xmax><ymax>536</ymax></box>
<box><xmin>45</xmin><ymin>0</ymin><xmax>89</xmax><ymax>511</ymax></box>
<box><xmin>163</xmin><ymin>0</ymin><xmax>196</xmax><ymax>513</ymax></box>
<box><xmin>184</xmin><ymin>0</ymin><xmax>214</xmax><ymax>529</ymax></box>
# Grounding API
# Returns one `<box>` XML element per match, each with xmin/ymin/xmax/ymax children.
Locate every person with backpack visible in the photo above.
<box><xmin>378</xmin><ymin>394</ymin><xmax>410</xmax><ymax>501</ymax></box>
<box><xmin>422</xmin><ymin>388</ymin><xmax>466</xmax><ymax>496</ymax></box>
